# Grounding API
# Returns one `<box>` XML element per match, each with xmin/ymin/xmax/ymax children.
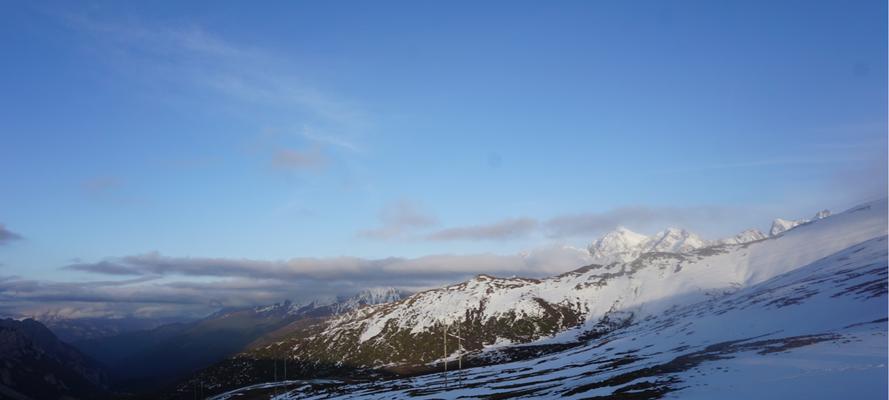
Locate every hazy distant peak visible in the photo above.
<box><xmin>587</xmin><ymin>227</ymin><xmax>651</xmax><ymax>264</ymax></box>
<box><xmin>813</xmin><ymin>209</ymin><xmax>832</xmax><ymax>219</ymax></box>
<box><xmin>590</xmin><ymin>206</ymin><xmax>837</xmax><ymax>264</ymax></box>
<box><xmin>718</xmin><ymin>228</ymin><xmax>767</xmax><ymax>245</ymax></box>
<box><xmin>648</xmin><ymin>228</ymin><xmax>707</xmax><ymax>253</ymax></box>
<box><xmin>351</xmin><ymin>287</ymin><xmax>410</xmax><ymax>304</ymax></box>
<box><xmin>770</xmin><ymin>209</ymin><xmax>832</xmax><ymax>237</ymax></box>
<box><xmin>332</xmin><ymin>287</ymin><xmax>410</xmax><ymax>314</ymax></box>
<box><xmin>587</xmin><ymin>226</ymin><xmax>712</xmax><ymax>264</ymax></box>
<box><xmin>769</xmin><ymin>218</ymin><xmax>806</xmax><ymax>236</ymax></box>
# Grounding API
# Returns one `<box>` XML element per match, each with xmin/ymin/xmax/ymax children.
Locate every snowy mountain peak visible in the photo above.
<box><xmin>769</xmin><ymin>209</ymin><xmax>832</xmax><ymax>236</ymax></box>
<box><xmin>770</xmin><ymin>218</ymin><xmax>803</xmax><ymax>236</ymax></box>
<box><xmin>332</xmin><ymin>287</ymin><xmax>410</xmax><ymax>314</ymax></box>
<box><xmin>648</xmin><ymin>228</ymin><xmax>707</xmax><ymax>253</ymax></box>
<box><xmin>587</xmin><ymin>226</ymin><xmax>711</xmax><ymax>265</ymax></box>
<box><xmin>588</xmin><ymin>223</ymin><xmax>788</xmax><ymax>265</ymax></box>
<box><xmin>587</xmin><ymin>227</ymin><xmax>650</xmax><ymax>264</ymax></box>
<box><xmin>350</xmin><ymin>287</ymin><xmax>409</xmax><ymax>305</ymax></box>
<box><xmin>252</xmin><ymin>300</ymin><xmax>296</xmax><ymax>314</ymax></box>
<box><xmin>718</xmin><ymin>228</ymin><xmax>767</xmax><ymax>245</ymax></box>
<box><xmin>588</xmin><ymin>207</ymin><xmax>837</xmax><ymax>264</ymax></box>
<box><xmin>613</xmin><ymin>225</ymin><xmax>642</xmax><ymax>235</ymax></box>
<box><xmin>242</xmin><ymin>288</ymin><xmax>410</xmax><ymax>318</ymax></box>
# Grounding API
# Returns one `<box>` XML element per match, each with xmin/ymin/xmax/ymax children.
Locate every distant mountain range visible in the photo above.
<box><xmin>73</xmin><ymin>287</ymin><xmax>409</xmax><ymax>395</ymax></box>
<box><xmin>8</xmin><ymin>201</ymin><xmax>883</xmax><ymax>399</ymax></box>
<box><xmin>586</xmin><ymin>209</ymin><xmax>831</xmax><ymax>265</ymax></box>
<box><xmin>192</xmin><ymin>200</ymin><xmax>886</xmax><ymax>399</ymax></box>
<box><xmin>33</xmin><ymin>315</ymin><xmax>186</xmax><ymax>343</ymax></box>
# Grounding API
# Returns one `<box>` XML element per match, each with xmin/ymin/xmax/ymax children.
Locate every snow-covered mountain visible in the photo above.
<box><xmin>332</xmin><ymin>287</ymin><xmax>412</xmax><ymax>314</ymax></box>
<box><xmin>716</xmin><ymin>228</ymin><xmax>767</xmax><ymax>245</ymax></box>
<box><xmin>194</xmin><ymin>199</ymin><xmax>886</xmax><ymax>399</ymax></box>
<box><xmin>769</xmin><ymin>209</ymin><xmax>831</xmax><ymax>236</ymax></box>
<box><xmin>231</xmin><ymin>287</ymin><xmax>410</xmax><ymax>318</ymax></box>
<box><xmin>586</xmin><ymin>225</ymin><xmax>765</xmax><ymax>265</ymax></box>
<box><xmin>586</xmin><ymin>208</ymin><xmax>834</xmax><ymax>266</ymax></box>
<box><xmin>585</xmin><ymin>227</ymin><xmax>653</xmax><ymax>264</ymax></box>
<box><xmin>250</xmin><ymin>231</ymin><xmax>887</xmax><ymax>399</ymax></box>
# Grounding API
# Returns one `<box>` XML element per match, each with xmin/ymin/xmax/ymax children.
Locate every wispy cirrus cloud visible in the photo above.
<box><xmin>298</xmin><ymin>125</ymin><xmax>362</xmax><ymax>153</ymax></box>
<box><xmin>81</xmin><ymin>176</ymin><xmax>124</xmax><ymax>195</ymax></box>
<box><xmin>59</xmin><ymin>12</ymin><xmax>368</xmax><ymax>173</ymax></box>
<box><xmin>650</xmin><ymin>156</ymin><xmax>870</xmax><ymax>175</ymax></box>
<box><xmin>272</xmin><ymin>147</ymin><xmax>327</xmax><ymax>171</ymax></box>
<box><xmin>357</xmin><ymin>201</ymin><xmax>439</xmax><ymax>240</ymax></box>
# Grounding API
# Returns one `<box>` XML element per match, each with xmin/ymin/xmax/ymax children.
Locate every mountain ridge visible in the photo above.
<box><xmin>238</xmin><ymin>233</ymin><xmax>886</xmax><ymax>399</ymax></box>
<box><xmin>187</xmin><ymin>199</ymin><xmax>886</xmax><ymax>398</ymax></box>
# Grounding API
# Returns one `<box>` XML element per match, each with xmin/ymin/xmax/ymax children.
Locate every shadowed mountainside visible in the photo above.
<box><xmin>0</xmin><ymin>318</ymin><xmax>109</xmax><ymax>400</ymax></box>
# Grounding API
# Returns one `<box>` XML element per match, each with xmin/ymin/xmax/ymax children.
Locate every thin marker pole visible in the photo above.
<box><xmin>443</xmin><ymin>324</ymin><xmax>448</xmax><ymax>389</ymax></box>
<box><xmin>457</xmin><ymin>324</ymin><xmax>462</xmax><ymax>386</ymax></box>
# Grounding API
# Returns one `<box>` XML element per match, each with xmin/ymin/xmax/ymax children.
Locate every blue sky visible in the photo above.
<box><xmin>0</xmin><ymin>1</ymin><xmax>886</xmax><ymax>317</ymax></box>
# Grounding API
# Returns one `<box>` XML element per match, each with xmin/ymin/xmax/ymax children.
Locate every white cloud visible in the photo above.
<box><xmin>0</xmin><ymin>244</ymin><xmax>596</xmax><ymax>319</ymax></box>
